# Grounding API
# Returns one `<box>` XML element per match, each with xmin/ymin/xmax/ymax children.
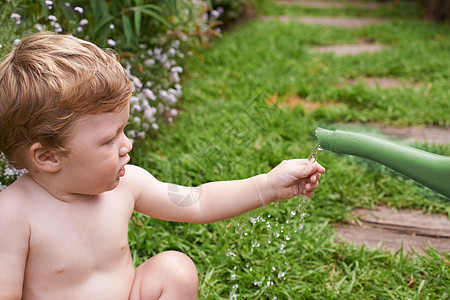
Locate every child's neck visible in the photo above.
<box><xmin>27</xmin><ymin>173</ymin><xmax>98</xmax><ymax>204</ymax></box>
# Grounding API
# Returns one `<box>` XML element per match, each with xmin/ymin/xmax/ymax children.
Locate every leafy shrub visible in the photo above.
<box><xmin>0</xmin><ymin>0</ymin><xmax>227</xmax><ymax>189</ymax></box>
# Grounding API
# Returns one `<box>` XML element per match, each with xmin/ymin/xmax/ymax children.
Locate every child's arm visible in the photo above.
<box><xmin>0</xmin><ymin>195</ymin><xmax>29</xmax><ymax>299</ymax></box>
<box><xmin>127</xmin><ymin>159</ymin><xmax>324</xmax><ymax>224</ymax></box>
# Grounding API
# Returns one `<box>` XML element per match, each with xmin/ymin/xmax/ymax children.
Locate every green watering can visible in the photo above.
<box><xmin>315</xmin><ymin>128</ymin><xmax>450</xmax><ymax>198</ymax></box>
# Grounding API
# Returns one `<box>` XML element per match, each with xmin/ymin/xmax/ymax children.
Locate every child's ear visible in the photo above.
<box><xmin>28</xmin><ymin>142</ymin><xmax>62</xmax><ymax>173</ymax></box>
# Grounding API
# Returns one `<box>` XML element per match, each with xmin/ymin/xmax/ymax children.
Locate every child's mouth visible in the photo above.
<box><xmin>118</xmin><ymin>166</ymin><xmax>126</xmax><ymax>177</ymax></box>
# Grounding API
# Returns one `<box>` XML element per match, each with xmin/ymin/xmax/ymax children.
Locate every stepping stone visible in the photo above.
<box><xmin>276</xmin><ymin>0</ymin><xmax>380</xmax><ymax>9</ymax></box>
<box><xmin>312</xmin><ymin>43</ymin><xmax>385</xmax><ymax>55</ymax></box>
<box><xmin>378</xmin><ymin>125</ymin><xmax>450</xmax><ymax>145</ymax></box>
<box><xmin>267</xmin><ymin>16</ymin><xmax>388</xmax><ymax>27</ymax></box>
<box><xmin>345</xmin><ymin>77</ymin><xmax>423</xmax><ymax>89</ymax></box>
<box><xmin>335</xmin><ymin>123</ymin><xmax>450</xmax><ymax>145</ymax></box>
<box><xmin>335</xmin><ymin>206</ymin><xmax>450</xmax><ymax>255</ymax></box>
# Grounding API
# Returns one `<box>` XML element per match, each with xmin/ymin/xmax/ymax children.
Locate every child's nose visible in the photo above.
<box><xmin>119</xmin><ymin>132</ymin><xmax>133</xmax><ymax>156</ymax></box>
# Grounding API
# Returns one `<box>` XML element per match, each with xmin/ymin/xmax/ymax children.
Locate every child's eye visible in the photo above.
<box><xmin>105</xmin><ymin>135</ymin><xmax>117</xmax><ymax>145</ymax></box>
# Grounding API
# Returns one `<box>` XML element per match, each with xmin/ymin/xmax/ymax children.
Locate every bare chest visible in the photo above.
<box><xmin>24</xmin><ymin>196</ymin><xmax>134</xmax><ymax>286</ymax></box>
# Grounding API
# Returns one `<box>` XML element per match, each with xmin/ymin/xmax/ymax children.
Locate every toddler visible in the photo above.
<box><xmin>0</xmin><ymin>32</ymin><xmax>325</xmax><ymax>299</ymax></box>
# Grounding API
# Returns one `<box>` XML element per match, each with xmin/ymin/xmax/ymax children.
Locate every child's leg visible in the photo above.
<box><xmin>129</xmin><ymin>250</ymin><xmax>198</xmax><ymax>300</ymax></box>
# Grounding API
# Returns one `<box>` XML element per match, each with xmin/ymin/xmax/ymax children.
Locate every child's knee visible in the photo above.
<box><xmin>161</xmin><ymin>251</ymin><xmax>198</xmax><ymax>284</ymax></box>
<box><xmin>132</xmin><ymin>250</ymin><xmax>198</xmax><ymax>299</ymax></box>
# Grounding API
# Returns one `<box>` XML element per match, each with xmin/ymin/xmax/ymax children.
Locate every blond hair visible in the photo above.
<box><xmin>0</xmin><ymin>32</ymin><xmax>132</xmax><ymax>168</ymax></box>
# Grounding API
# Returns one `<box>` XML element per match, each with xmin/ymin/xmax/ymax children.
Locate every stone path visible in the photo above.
<box><xmin>376</xmin><ymin>125</ymin><xmax>450</xmax><ymax>145</ymax></box>
<box><xmin>276</xmin><ymin>0</ymin><xmax>380</xmax><ymax>9</ymax></box>
<box><xmin>342</xmin><ymin>77</ymin><xmax>423</xmax><ymax>89</ymax></box>
<box><xmin>334</xmin><ymin>122</ymin><xmax>450</xmax><ymax>145</ymax></box>
<box><xmin>312</xmin><ymin>42</ymin><xmax>385</xmax><ymax>55</ymax></box>
<box><xmin>264</xmin><ymin>15</ymin><xmax>388</xmax><ymax>27</ymax></box>
<box><xmin>264</xmin><ymin>0</ymin><xmax>450</xmax><ymax>255</ymax></box>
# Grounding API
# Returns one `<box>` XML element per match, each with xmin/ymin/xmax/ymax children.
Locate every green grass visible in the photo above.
<box><xmin>129</xmin><ymin>0</ymin><xmax>450</xmax><ymax>298</ymax></box>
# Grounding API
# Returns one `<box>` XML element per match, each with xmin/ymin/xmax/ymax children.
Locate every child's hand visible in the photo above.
<box><xmin>265</xmin><ymin>159</ymin><xmax>325</xmax><ymax>201</ymax></box>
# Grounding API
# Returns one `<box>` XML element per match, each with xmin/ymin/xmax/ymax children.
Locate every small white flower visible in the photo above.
<box><xmin>45</xmin><ymin>0</ymin><xmax>53</xmax><ymax>6</ymax></box>
<box><xmin>171</xmin><ymin>66</ymin><xmax>183</xmax><ymax>74</ymax></box>
<box><xmin>132</xmin><ymin>76</ymin><xmax>142</xmax><ymax>89</ymax></box>
<box><xmin>13</xmin><ymin>39</ymin><xmax>21</xmax><ymax>46</ymax></box>
<box><xmin>168</xmin><ymin>48</ymin><xmax>176</xmax><ymax>56</ymax></box>
<box><xmin>170</xmin><ymin>72</ymin><xmax>180</xmax><ymax>83</ymax></box>
<box><xmin>210</xmin><ymin>10</ymin><xmax>220</xmax><ymax>19</ymax></box>
<box><xmin>128</xmin><ymin>130</ymin><xmax>136</xmax><ymax>137</ymax></box>
<box><xmin>10</xmin><ymin>13</ymin><xmax>21</xmax><ymax>20</ymax></box>
<box><xmin>163</xmin><ymin>61</ymin><xmax>172</xmax><ymax>69</ymax></box>
<box><xmin>144</xmin><ymin>58</ymin><xmax>155</xmax><ymax>66</ymax></box>
<box><xmin>130</xmin><ymin>95</ymin><xmax>139</xmax><ymax>104</ymax></box>
<box><xmin>51</xmin><ymin>22</ymin><xmax>63</xmax><ymax>33</ymax></box>
<box><xmin>169</xmin><ymin>109</ymin><xmax>178</xmax><ymax>117</ymax></box>
<box><xmin>131</xmin><ymin>103</ymin><xmax>141</xmax><ymax>112</ymax></box>
<box><xmin>48</xmin><ymin>15</ymin><xmax>57</xmax><ymax>21</ymax></box>
<box><xmin>65</xmin><ymin>2</ymin><xmax>71</xmax><ymax>7</ymax></box>
<box><xmin>0</xmin><ymin>44</ymin><xmax>2</xmax><ymax>48</ymax></box>
<box><xmin>109</xmin><ymin>24</ymin><xmax>115</xmax><ymax>29</ymax></box>
<box><xmin>35</xmin><ymin>23</ymin><xmax>43</xmax><ymax>31</ymax></box>
<box><xmin>79</xmin><ymin>19</ymin><xmax>88</xmax><ymax>26</ymax></box>
<box><xmin>152</xmin><ymin>123</ymin><xmax>159</xmax><ymax>130</ymax></box>
<box><xmin>143</xmin><ymin>88</ymin><xmax>156</xmax><ymax>101</ymax></box>
<box><xmin>74</xmin><ymin>6</ymin><xmax>84</xmax><ymax>14</ymax></box>
<box><xmin>171</xmin><ymin>40</ymin><xmax>180</xmax><ymax>49</ymax></box>
<box><xmin>154</xmin><ymin>48</ymin><xmax>162</xmax><ymax>56</ymax></box>
<box><xmin>10</xmin><ymin>13</ymin><xmax>21</xmax><ymax>24</ymax></box>
<box><xmin>107</xmin><ymin>39</ymin><xmax>116</xmax><ymax>47</ymax></box>
<box><xmin>168</xmin><ymin>87</ymin><xmax>182</xmax><ymax>97</ymax></box>
<box><xmin>133</xmin><ymin>116</ymin><xmax>141</xmax><ymax>124</ymax></box>
<box><xmin>142</xmin><ymin>123</ymin><xmax>150</xmax><ymax>130</ymax></box>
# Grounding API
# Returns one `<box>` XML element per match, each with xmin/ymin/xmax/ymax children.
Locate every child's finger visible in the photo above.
<box><xmin>313</xmin><ymin>162</ymin><xmax>326</xmax><ymax>174</ymax></box>
<box><xmin>305</xmin><ymin>180</ymin><xmax>319</xmax><ymax>192</ymax></box>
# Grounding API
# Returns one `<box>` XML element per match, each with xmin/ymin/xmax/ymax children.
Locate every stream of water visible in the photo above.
<box><xmin>227</xmin><ymin>144</ymin><xmax>322</xmax><ymax>299</ymax></box>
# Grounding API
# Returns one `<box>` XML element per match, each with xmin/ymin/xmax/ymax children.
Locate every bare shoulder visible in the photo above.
<box><xmin>121</xmin><ymin>164</ymin><xmax>167</xmax><ymax>203</ymax></box>
<box><xmin>0</xmin><ymin>175</ymin><xmax>33</xmax><ymax>218</ymax></box>
<box><xmin>0</xmin><ymin>175</ymin><xmax>31</xmax><ymax>251</ymax></box>
<box><xmin>122</xmin><ymin>164</ymin><xmax>159</xmax><ymax>186</ymax></box>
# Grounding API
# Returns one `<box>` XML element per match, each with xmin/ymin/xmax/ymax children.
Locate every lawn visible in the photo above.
<box><xmin>128</xmin><ymin>0</ymin><xmax>450</xmax><ymax>299</ymax></box>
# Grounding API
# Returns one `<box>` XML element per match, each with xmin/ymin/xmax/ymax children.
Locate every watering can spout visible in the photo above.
<box><xmin>315</xmin><ymin>128</ymin><xmax>450</xmax><ymax>198</ymax></box>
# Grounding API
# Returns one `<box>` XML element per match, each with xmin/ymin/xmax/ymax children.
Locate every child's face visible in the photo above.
<box><xmin>59</xmin><ymin>104</ymin><xmax>132</xmax><ymax>195</ymax></box>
